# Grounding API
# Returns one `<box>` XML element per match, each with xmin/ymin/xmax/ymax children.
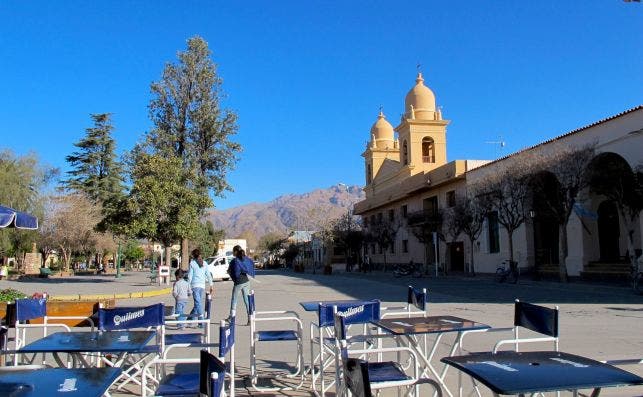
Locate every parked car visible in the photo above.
<box><xmin>205</xmin><ymin>255</ymin><xmax>232</xmax><ymax>281</ymax></box>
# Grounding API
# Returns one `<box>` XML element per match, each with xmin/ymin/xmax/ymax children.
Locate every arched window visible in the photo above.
<box><xmin>402</xmin><ymin>140</ymin><xmax>408</xmax><ymax>165</ymax></box>
<box><xmin>422</xmin><ymin>137</ymin><xmax>435</xmax><ymax>163</ymax></box>
<box><xmin>367</xmin><ymin>164</ymin><xmax>372</xmax><ymax>184</ymax></box>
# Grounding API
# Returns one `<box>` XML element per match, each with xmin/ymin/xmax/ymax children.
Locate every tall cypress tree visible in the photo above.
<box><xmin>63</xmin><ymin>113</ymin><xmax>124</xmax><ymax>204</ymax></box>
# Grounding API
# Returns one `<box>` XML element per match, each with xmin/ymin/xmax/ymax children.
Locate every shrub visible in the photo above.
<box><xmin>0</xmin><ymin>288</ymin><xmax>27</xmax><ymax>302</ymax></box>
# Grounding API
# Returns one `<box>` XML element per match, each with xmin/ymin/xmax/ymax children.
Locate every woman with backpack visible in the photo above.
<box><xmin>226</xmin><ymin>245</ymin><xmax>253</xmax><ymax>325</ymax></box>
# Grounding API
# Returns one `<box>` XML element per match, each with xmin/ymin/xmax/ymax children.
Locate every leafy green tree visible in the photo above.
<box><xmin>191</xmin><ymin>220</ymin><xmax>224</xmax><ymax>257</ymax></box>
<box><xmin>126</xmin><ymin>153</ymin><xmax>211</xmax><ymax>266</ymax></box>
<box><xmin>123</xmin><ymin>240</ymin><xmax>145</xmax><ymax>264</ymax></box>
<box><xmin>146</xmin><ymin>36</ymin><xmax>241</xmax><ymax>267</ymax></box>
<box><xmin>63</xmin><ymin>113</ymin><xmax>124</xmax><ymax>204</ymax></box>
<box><xmin>0</xmin><ymin>149</ymin><xmax>56</xmax><ymax>262</ymax></box>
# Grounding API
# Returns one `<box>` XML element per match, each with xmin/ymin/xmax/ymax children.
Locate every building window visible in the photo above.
<box><xmin>423</xmin><ymin>196</ymin><xmax>438</xmax><ymax>216</ymax></box>
<box><xmin>371</xmin><ymin>244</ymin><xmax>376</xmax><ymax>254</ymax></box>
<box><xmin>401</xmin><ymin>205</ymin><xmax>408</xmax><ymax>218</ymax></box>
<box><xmin>378</xmin><ymin>244</ymin><xmax>383</xmax><ymax>254</ymax></box>
<box><xmin>402</xmin><ymin>140</ymin><xmax>408</xmax><ymax>165</ymax></box>
<box><xmin>363</xmin><ymin>217</ymin><xmax>368</xmax><ymax>229</ymax></box>
<box><xmin>402</xmin><ymin>240</ymin><xmax>409</xmax><ymax>253</ymax></box>
<box><xmin>388</xmin><ymin>209</ymin><xmax>395</xmax><ymax>222</ymax></box>
<box><xmin>367</xmin><ymin>163</ymin><xmax>372</xmax><ymax>184</ymax></box>
<box><xmin>487</xmin><ymin>211</ymin><xmax>500</xmax><ymax>253</ymax></box>
<box><xmin>446</xmin><ymin>190</ymin><xmax>456</xmax><ymax>207</ymax></box>
<box><xmin>390</xmin><ymin>242</ymin><xmax>395</xmax><ymax>254</ymax></box>
<box><xmin>377</xmin><ymin>212</ymin><xmax>383</xmax><ymax>224</ymax></box>
<box><xmin>422</xmin><ymin>137</ymin><xmax>435</xmax><ymax>163</ymax></box>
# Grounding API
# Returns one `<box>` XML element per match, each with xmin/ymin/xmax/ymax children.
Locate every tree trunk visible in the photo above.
<box><xmin>181</xmin><ymin>238</ymin><xmax>189</xmax><ymax>271</ymax></box>
<box><xmin>469</xmin><ymin>237</ymin><xmax>476</xmax><ymax>276</ymax></box>
<box><xmin>558</xmin><ymin>222</ymin><xmax>569</xmax><ymax>282</ymax></box>
<box><xmin>507</xmin><ymin>230</ymin><xmax>515</xmax><ymax>264</ymax></box>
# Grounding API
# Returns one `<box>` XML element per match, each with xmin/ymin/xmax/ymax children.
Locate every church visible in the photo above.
<box><xmin>354</xmin><ymin>73</ymin><xmax>643</xmax><ymax>279</ymax></box>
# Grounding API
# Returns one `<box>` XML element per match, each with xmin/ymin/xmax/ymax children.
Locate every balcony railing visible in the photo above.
<box><xmin>406</xmin><ymin>209</ymin><xmax>441</xmax><ymax>227</ymax></box>
<box><xmin>422</xmin><ymin>155</ymin><xmax>435</xmax><ymax>163</ymax></box>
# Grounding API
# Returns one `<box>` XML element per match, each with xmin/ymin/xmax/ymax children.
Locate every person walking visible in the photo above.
<box><xmin>187</xmin><ymin>248</ymin><xmax>213</xmax><ymax>326</ymax></box>
<box><xmin>227</xmin><ymin>245</ymin><xmax>253</xmax><ymax>325</ymax></box>
<box><xmin>172</xmin><ymin>269</ymin><xmax>191</xmax><ymax>329</ymax></box>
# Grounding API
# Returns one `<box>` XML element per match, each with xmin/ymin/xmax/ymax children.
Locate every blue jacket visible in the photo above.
<box><xmin>228</xmin><ymin>256</ymin><xmax>254</xmax><ymax>284</ymax></box>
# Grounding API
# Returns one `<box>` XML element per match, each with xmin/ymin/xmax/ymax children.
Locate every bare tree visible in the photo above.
<box><xmin>533</xmin><ymin>144</ymin><xmax>596</xmax><ymax>281</ymax></box>
<box><xmin>589</xmin><ymin>155</ymin><xmax>643</xmax><ymax>271</ymax></box>
<box><xmin>46</xmin><ymin>194</ymin><xmax>102</xmax><ymax>272</ymax></box>
<box><xmin>477</xmin><ymin>157</ymin><xmax>536</xmax><ymax>266</ymax></box>
<box><xmin>449</xmin><ymin>193</ymin><xmax>489</xmax><ymax>276</ymax></box>
<box><xmin>367</xmin><ymin>216</ymin><xmax>402</xmax><ymax>272</ymax></box>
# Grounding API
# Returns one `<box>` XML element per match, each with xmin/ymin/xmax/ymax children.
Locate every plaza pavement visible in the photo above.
<box><xmin>2</xmin><ymin>269</ymin><xmax>642</xmax><ymax>396</ymax></box>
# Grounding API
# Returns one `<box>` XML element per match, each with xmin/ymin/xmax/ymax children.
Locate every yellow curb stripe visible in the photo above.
<box><xmin>49</xmin><ymin>289</ymin><xmax>170</xmax><ymax>301</ymax></box>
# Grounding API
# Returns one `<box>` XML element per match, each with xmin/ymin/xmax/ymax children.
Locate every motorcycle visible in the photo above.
<box><xmin>394</xmin><ymin>261</ymin><xmax>422</xmax><ymax>278</ymax></box>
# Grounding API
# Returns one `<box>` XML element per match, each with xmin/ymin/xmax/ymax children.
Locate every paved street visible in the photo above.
<box><xmin>3</xmin><ymin>269</ymin><xmax>642</xmax><ymax>396</ymax></box>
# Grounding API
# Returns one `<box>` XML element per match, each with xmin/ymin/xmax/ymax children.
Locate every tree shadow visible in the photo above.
<box><xmin>265</xmin><ymin>270</ymin><xmax>643</xmax><ymax>305</ymax></box>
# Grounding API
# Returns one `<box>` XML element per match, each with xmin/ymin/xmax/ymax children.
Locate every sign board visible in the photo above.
<box><xmin>23</xmin><ymin>253</ymin><xmax>41</xmax><ymax>275</ymax></box>
<box><xmin>158</xmin><ymin>265</ymin><xmax>171</xmax><ymax>285</ymax></box>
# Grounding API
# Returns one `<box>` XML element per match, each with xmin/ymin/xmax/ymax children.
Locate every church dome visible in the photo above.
<box><xmin>370</xmin><ymin>111</ymin><xmax>394</xmax><ymax>149</ymax></box>
<box><xmin>404</xmin><ymin>72</ymin><xmax>436</xmax><ymax>120</ymax></box>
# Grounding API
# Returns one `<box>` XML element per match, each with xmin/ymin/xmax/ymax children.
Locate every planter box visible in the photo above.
<box><xmin>0</xmin><ymin>299</ymin><xmax>116</xmax><ymax>327</ymax></box>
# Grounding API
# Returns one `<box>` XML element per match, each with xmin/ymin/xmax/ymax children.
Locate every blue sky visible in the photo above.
<box><xmin>1</xmin><ymin>1</ymin><xmax>641</xmax><ymax>210</ymax></box>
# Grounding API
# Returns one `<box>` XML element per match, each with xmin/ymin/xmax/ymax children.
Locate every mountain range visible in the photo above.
<box><xmin>204</xmin><ymin>184</ymin><xmax>364</xmax><ymax>247</ymax></box>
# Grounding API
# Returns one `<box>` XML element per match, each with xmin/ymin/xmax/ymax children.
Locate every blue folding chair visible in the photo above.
<box><xmin>381</xmin><ymin>286</ymin><xmax>429</xmax><ymax>319</ymax></box>
<box><xmin>460</xmin><ymin>300</ymin><xmax>560</xmax><ymax>397</ymax></box>
<box><xmin>141</xmin><ymin>318</ymin><xmax>235</xmax><ymax>397</ymax></box>
<box><xmin>311</xmin><ymin>300</ymin><xmax>381</xmax><ymax>397</ymax></box>
<box><xmin>333</xmin><ymin>310</ymin><xmax>424</xmax><ymax>396</ymax></box>
<box><xmin>200</xmin><ymin>349</ymin><xmax>227</xmax><ymax>397</ymax></box>
<box><xmin>493</xmin><ymin>299</ymin><xmax>559</xmax><ymax>353</ymax></box>
<box><xmin>12</xmin><ymin>296</ymin><xmax>90</xmax><ymax>365</ymax></box>
<box><xmin>165</xmin><ymin>293</ymin><xmax>212</xmax><ymax>346</ymax></box>
<box><xmin>219</xmin><ymin>317</ymin><xmax>236</xmax><ymax>397</ymax></box>
<box><xmin>248</xmin><ymin>290</ymin><xmax>305</xmax><ymax>392</ymax></box>
<box><xmin>98</xmin><ymin>303</ymin><xmax>165</xmax><ymax>390</ymax></box>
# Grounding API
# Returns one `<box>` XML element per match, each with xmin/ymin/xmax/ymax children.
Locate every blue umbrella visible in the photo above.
<box><xmin>0</xmin><ymin>205</ymin><xmax>38</xmax><ymax>229</ymax></box>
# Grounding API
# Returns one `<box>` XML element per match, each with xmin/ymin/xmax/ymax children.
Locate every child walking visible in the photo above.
<box><xmin>172</xmin><ymin>269</ymin><xmax>191</xmax><ymax>329</ymax></box>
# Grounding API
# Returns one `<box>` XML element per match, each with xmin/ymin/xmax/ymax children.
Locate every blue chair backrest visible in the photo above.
<box><xmin>200</xmin><ymin>349</ymin><xmax>226</xmax><ymax>397</ymax></box>
<box><xmin>407</xmin><ymin>286</ymin><xmax>427</xmax><ymax>311</ymax></box>
<box><xmin>248</xmin><ymin>291</ymin><xmax>256</xmax><ymax>315</ymax></box>
<box><xmin>319</xmin><ymin>301</ymin><xmax>380</xmax><ymax>328</ymax></box>
<box><xmin>16</xmin><ymin>298</ymin><xmax>47</xmax><ymax>322</ymax></box>
<box><xmin>98</xmin><ymin>303</ymin><xmax>165</xmax><ymax>331</ymax></box>
<box><xmin>514</xmin><ymin>300</ymin><xmax>558</xmax><ymax>337</ymax></box>
<box><xmin>344</xmin><ymin>358</ymin><xmax>372</xmax><ymax>397</ymax></box>
<box><xmin>218</xmin><ymin>319</ymin><xmax>235</xmax><ymax>357</ymax></box>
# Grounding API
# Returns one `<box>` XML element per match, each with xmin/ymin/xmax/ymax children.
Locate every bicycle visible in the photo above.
<box><xmin>495</xmin><ymin>260</ymin><xmax>518</xmax><ymax>284</ymax></box>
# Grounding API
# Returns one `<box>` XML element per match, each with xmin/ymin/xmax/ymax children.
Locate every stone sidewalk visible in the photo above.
<box><xmin>4</xmin><ymin>269</ymin><xmax>643</xmax><ymax>396</ymax></box>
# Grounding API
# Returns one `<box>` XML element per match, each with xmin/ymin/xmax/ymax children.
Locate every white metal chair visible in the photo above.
<box><xmin>333</xmin><ymin>310</ymin><xmax>426</xmax><ymax>397</ymax></box>
<box><xmin>12</xmin><ymin>296</ymin><xmax>91</xmax><ymax>366</ymax></box>
<box><xmin>164</xmin><ymin>292</ymin><xmax>212</xmax><ymax>346</ymax></box>
<box><xmin>310</xmin><ymin>300</ymin><xmax>381</xmax><ymax>397</ymax></box>
<box><xmin>248</xmin><ymin>290</ymin><xmax>305</xmax><ymax>392</ymax></box>
<box><xmin>381</xmin><ymin>286</ymin><xmax>429</xmax><ymax>319</ymax></box>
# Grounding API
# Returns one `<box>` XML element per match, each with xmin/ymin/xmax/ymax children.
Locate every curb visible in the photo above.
<box><xmin>48</xmin><ymin>288</ymin><xmax>171</xmax><ymax>301</ymax></box>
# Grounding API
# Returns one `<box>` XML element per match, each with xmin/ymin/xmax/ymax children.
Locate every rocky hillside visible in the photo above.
<box><xmin>204</xmin><ymin>184</ymin><xmax>364</xmax><ymax>246</ymax></box>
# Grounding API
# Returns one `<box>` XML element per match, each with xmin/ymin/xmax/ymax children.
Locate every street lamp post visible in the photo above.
<box><xmin>115</xmin><ymin>240</ymin><xmax>122</xmax><ymax>278</ymax></box>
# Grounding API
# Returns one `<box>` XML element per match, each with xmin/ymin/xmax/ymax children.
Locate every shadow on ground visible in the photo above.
<box><xmin>257</xmin><ymin>269</ymin><xmax>643</xmax><ymax>305</ymax></box>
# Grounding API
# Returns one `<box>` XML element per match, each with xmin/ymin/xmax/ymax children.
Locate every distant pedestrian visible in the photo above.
<box><xmin>187</xmin><ymin>248</ymin><xmax>213</xmax><ymax>325</ymax></box>
<box><xmin>172</xmin><ymin>269</ymin><xmax>191</xmax><ymax>329</ymax></box>
<box><xmin>227</xmin><ymin>245</ymin><xmax>253</xmax><ymax>325</ymax></box>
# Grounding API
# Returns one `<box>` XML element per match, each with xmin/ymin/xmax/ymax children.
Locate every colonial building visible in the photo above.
<box><xmin>354</xmin><ymin>73</ymin><xmax>643</xmax><ymax>279</ymax></box>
